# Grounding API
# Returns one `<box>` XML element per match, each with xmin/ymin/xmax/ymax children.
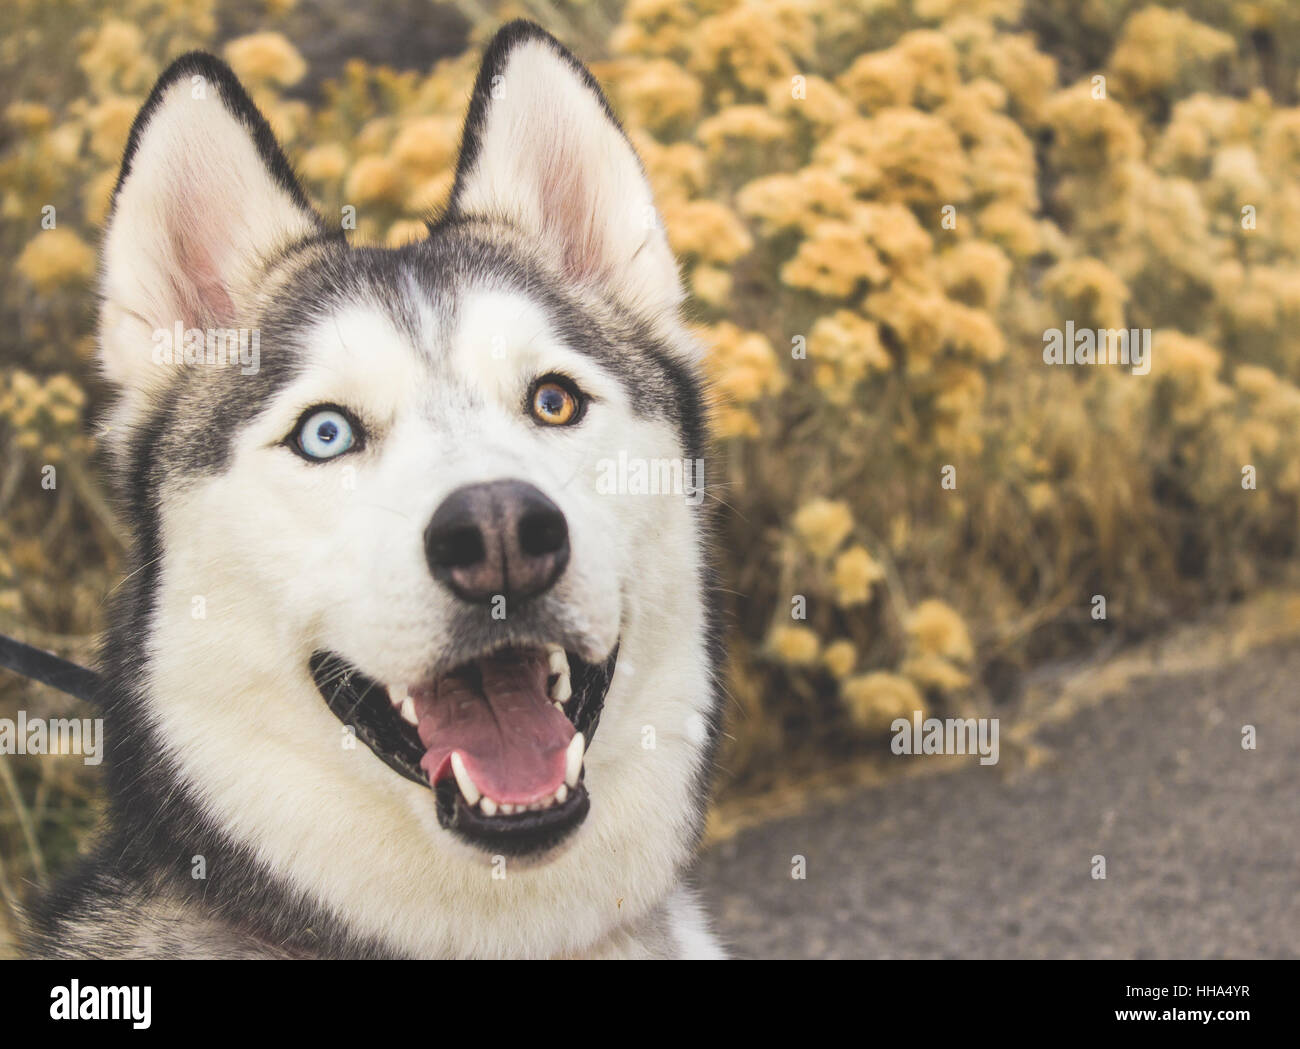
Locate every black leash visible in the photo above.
<box><xmin>0</xmin><ymin>633</ymin><xmax>103</xmax><ymax>705</ymax></box>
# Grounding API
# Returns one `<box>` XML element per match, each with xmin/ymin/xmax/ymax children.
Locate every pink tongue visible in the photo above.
<box><xmin>415</xmin><ymin>649</ymin><xmax>574</xmax><ymax>806</ymax></box>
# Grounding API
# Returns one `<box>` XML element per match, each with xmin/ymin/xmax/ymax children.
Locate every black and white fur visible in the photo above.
<box><xmin>26</xmin><ymin>21</ymin><xmax>724</xmax><ymax>959</ymax></box>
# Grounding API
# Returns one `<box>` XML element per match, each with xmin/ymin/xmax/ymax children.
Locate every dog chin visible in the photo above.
<box><xmin>310</xmin><ymin>636</ymin><xmax>619</xmax><ymax>858</ymax></box>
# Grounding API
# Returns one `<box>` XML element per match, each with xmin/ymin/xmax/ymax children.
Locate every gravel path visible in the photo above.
<box><xmin>695</xmin><ymin>643</ymin><xmax>1300</xmax><ymax>958</ymax></box>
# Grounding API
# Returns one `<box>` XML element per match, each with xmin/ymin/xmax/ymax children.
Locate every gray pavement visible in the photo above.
<box><xmin>695</xmin><ymin>643</ymin><xmax>1300</xmax><ymax>958</ymax></box>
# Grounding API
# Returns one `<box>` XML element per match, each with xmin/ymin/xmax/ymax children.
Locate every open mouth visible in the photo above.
<box><xmin>309</xmin><ymin>642</ymin><xmax>617</xmax><ymax>856</ymax></box>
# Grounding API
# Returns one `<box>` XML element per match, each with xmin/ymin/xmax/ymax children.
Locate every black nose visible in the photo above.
<box><xmin>424</xmin><ymin>481</ymin><xmax>569</xmax><ymax>604</ymax></box>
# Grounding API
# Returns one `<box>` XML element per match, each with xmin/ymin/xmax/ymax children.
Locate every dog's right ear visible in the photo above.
<box><xmin>99</xmin><ymin>52</ymin><xmax>322</xmax><ymax>396</ymax></box>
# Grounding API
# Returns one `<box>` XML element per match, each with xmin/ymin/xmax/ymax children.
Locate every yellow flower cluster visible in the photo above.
<box><xmin>603</xmin><ymin>58</ymin><xmax>702</xmax><ymax>133</ymax></box>
<box><xmin>909</xmin><ymin>603</ymin><xmax>968</xmax><ymax>661</ymax></box>
<box><xmin>807</xmin><ymin>310</ymin><xmax>889</xmax><ymax>402</ymax></box>
<box><xmin>1109</xmin><ymin>8</ymin><xmax>1234</xmax><ymax>100</ymax></box>
<box><xmin>224</xmin><ymin>32</ymin><xmax>307</xmax><ymax>87</ymax></box>
<box><xmin>16</xmin><ymin>230</ymin><xmax>96</xmax><ymax>291</ymax></box>
<box><xmin>695</xmin><ymin>321</ymin><xmax>784</xmax><ymax>437</ymax></box>
<box><xmin>841</xmin><ymin>673</ymin><xmax>924</xmax><ymax>732</ymax></box>
<box><xmin>791</xmin><ymin>498</ymin><xmax>853</xmax><ymax>559</ymax></box>
<box><xmin>0</xmin><ymin>371</ymin><xmax>89</xmax><ymax>460</ymax></box>
<box><xmin>1042</xmin><ymin>258</ymin><xmax>1130</xmax><ymax>333</ymax></box>
<box><xmin>902</xmin><ymin>599</ymin><xmax>974</xmax><ymax>693</ymax></box>
<box><xmin>660</xmin><ymin>198</ymin><xmax>753</xmax><ymax>264</ymax></box>
<box><xmin>832</xmin><ymin>546</ymin><xmax>885</xmax><ymax>606</ymax></box>
<box><xmin>767</xmin><ymin>623</ymin><xmax>820</xmax><ymax>666</ymax></box>
<box><xmin>79</xmin><ymin>20</ymin><xmax>157</xmax><ymax>95</ymax></box>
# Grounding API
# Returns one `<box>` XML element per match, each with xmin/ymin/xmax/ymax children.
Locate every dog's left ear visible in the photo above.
<box><xmin>446</xmin><ymin>22</ymin><xmax>682</xmax><ymax>322</ymax></box>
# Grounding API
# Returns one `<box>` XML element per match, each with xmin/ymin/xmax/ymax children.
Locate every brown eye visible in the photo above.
<box><xmin>530</xmin><ymin>378</ymin><xmax>581</xmax><ymax>426</ymax></box>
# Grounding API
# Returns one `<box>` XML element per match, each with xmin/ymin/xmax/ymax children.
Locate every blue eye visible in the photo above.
<box><xmin>295</xmin><ymin>408</ymin><xmax>356</xmax><ymax>461</ymax></box>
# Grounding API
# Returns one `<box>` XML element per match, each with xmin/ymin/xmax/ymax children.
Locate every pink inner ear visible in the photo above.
<box><xmin>162</xmin><ymin>181</ymin><xmax>237</xmax><ymax>329</ymax></box>
<box><xmin>536</xmin><ymin>133</ymin><xmax>605</xmax><ymax>287</ymax></box>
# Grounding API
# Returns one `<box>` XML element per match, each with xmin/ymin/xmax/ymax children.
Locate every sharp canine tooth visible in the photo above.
<box><xmin>555</xmin><ymin>783</ymin><xmax>567</xmax><ymax>804</ymax></box>
<box><xmin>551</xmin><ymin>674</ymin><xmax>571</xmax><ymax>703</ymax></box>
<box><xmin>547</xmin><ymin>648</ymin><xmax>568</xmax><ymax>675</ymax></box>
<box><xmin>400</xmin><ymin>695</ymin><xmax>418</xmax><ymax>725</ymax></box>
<box><xmin>450</xmin><ymin>752</ymin><xmax>480</xmax><ymax>805</ymax></box>
<box><xmin>565</xmin><ymin>734</ymin><xmax>585</xmax><ymax>788</ymax></box>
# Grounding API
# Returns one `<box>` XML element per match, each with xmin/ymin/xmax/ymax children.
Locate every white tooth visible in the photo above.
<box><xmin>480</xmin><ymin>797</ymin><xmax>497</xmax><ymax>817</ymax></box>
<box><xmin>565</xmin><ymin>734</ymin><xmax>585</xmax><ymax>788</ymax></box>
<box><xmin>539</xmin><ymin>794</ymin><xmax>554</xmax><ymax>809</ymax></box>
<box><xmin>550</xmin><ymin>673</ymin><xmax>571</xmax><ymax>703</ymax></box>
<box><xmin>500</xmin><ymin>803</ymin><xmax>515</xmax><ymax>815</ymax></box>
<box><xmin>554</xmin><ymin>783</ymin><xmax>567</xmax><ymax>805</ymax></box>
<box><xmin>400</xmin><ymin>695</ymin><xmax>418</xmax><ymax>726</ymax></box>
<box><xmin>390</xmin><ymin>687</ymin><xmax>407</xmax><ymax>708</ymax></box>
<box><xmin>547</xmin><ymin>648</ymin><xmax>568</xmax><ymax>675</ymax></box>
<box><xmin>450</xmin><ymin>752</ymin><xmax>480</xmax><ymax>806</ymax></box>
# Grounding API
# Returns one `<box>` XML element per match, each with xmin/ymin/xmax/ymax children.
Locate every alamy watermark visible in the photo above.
<box><xmin>1043</xmin><ymin>323</ymin><xmax>1151</xmax><ymax>376</ymax></box>
<box><xmin>0</xmin><ymin>711</ymin><xmax>103</xmax><ymax>765</ymax></box>
<box><xmin>596</xmin><ymin>452</ymin><xmax>705</xmax><ymax>505</ymax></box>
<box><xmin>152</xmin><ymin>322</ymin><xmax>260</xmax><ymax>375</ymax></box>
<box><xmin>50</xmin><ymin>981</ymin><xmax>150</xmax><ymax>1029</ymax></box>
<box><xmin>891</xmin><ymin>711</ymin><xmax>999</xmax><ymax>766</ymax></box>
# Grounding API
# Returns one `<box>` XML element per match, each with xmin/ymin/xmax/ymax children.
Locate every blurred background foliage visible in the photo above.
<box><xmin>1</xmin><ymin>0</ymin><xmax>1299</xmax><ymax>948</ymax></box>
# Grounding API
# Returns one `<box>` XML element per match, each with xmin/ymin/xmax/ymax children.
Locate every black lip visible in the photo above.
<box><xmin>435</xmin><ymin>777</ymin><xmax>592</xmax><ymax>856</ymax></box>
<box><xmin>308</xmin><ymin>643</ymin><xmax>618</xmax><ymax>856</ymax></box>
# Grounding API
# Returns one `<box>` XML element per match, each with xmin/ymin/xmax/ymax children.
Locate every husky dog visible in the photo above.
<box><xmin>26</xmin><ymin>21</ymin><xmax>724</xmax><ymax>958</ymax></box>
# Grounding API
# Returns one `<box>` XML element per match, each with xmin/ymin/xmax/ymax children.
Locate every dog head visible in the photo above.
<box><xmin>96</xmin><ymin>22</ymin><xmax>719</xmax><ymax>956</ymax></box>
